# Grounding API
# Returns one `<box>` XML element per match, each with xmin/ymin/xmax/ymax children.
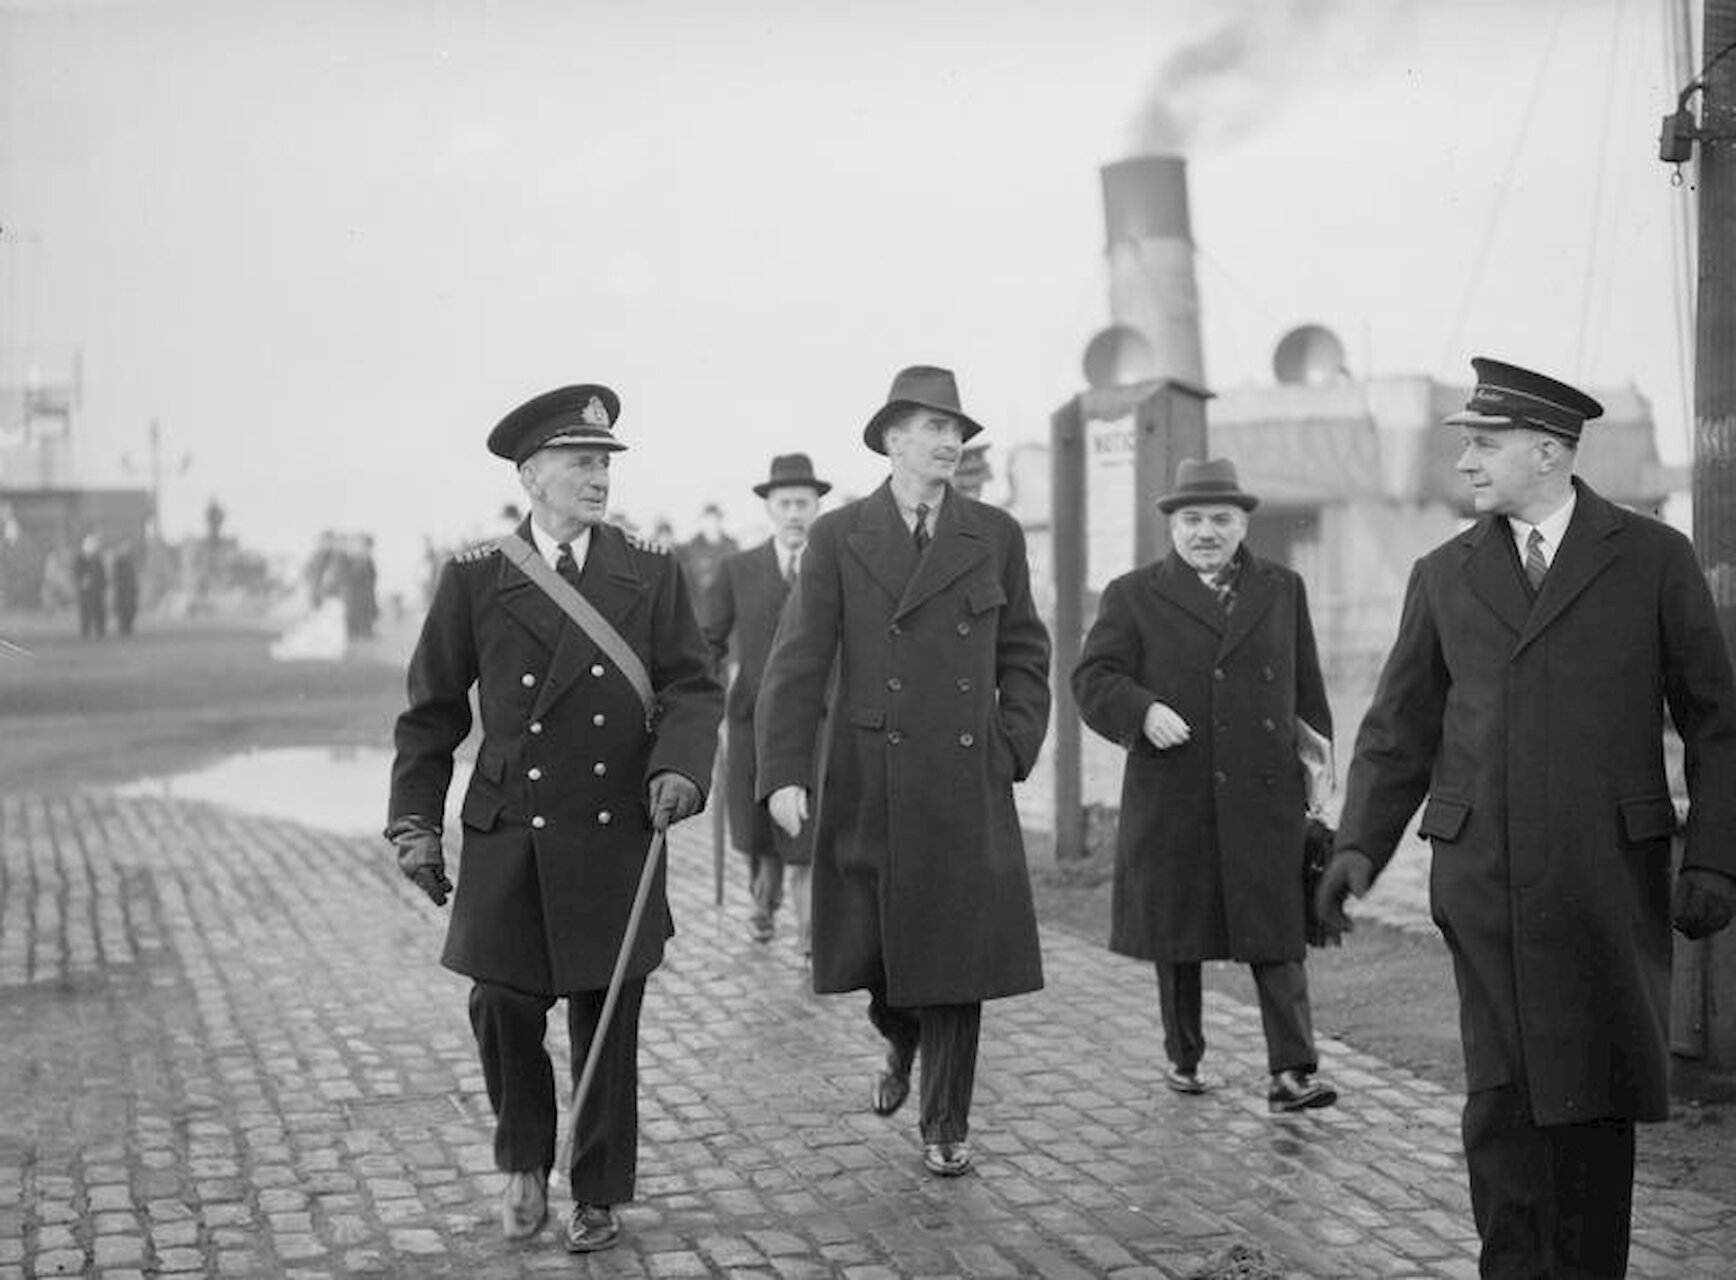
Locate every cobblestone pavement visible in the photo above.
<box><xmin>4</xmin><ymin>791</ymin><xmax>1734</xmax><ymax>1279</ymax></box>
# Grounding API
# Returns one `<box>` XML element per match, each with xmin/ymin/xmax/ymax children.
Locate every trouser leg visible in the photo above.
<box><xmin>1250</xmin><ymin>959</ymin><xmax>1318</xmax><ymax>1074</ymax></box>
<box><xmin>751</xmin><ymin>852</ymin><xmax>785</xmax><ymax>920</ymax></box>
<box><xmin>565</xmin><ymin>978</ymin><xmax>646</xmax><ymax>1207</ymax></box>
<box><xmin>867</xmin><ymin>981</ymin><xmax>920</xmax><ymax>1075</ymax></box>
<box><xmin>469</xmin><ymin>982</ymin><xmax>558</xmax><ymax>1174</ymax></box>
<box><xmin>916</xmin><ymin>1001</ymin><xmax>982</xmax><ymax>1144</ymax></box>
<box><xmin>1549</xmin><ymin>1115</ymin><xmax>1635</xmax><ymax>1279</ymax></box>
<box><xmin>1463</xmin><ymin>1084</ymin><xmax>1555</xmax><ymax>1279</ymax></box>
<box><xmin>1154</xmin><ymin>962</ymin><xmax>1205</xmax><ymax>1072</ymax></box>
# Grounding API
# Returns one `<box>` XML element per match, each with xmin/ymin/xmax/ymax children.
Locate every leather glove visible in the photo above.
<box><xmin>768</xmin><ymin>785</ymin><xmax>809</xmax><ymax>839</ymax></box>
<box><xmin>1314</xmin><ymin>850</ymin><xmax>1375</xmax><ymax>939</ymax></box>
<box><xmin>1673</xmin><ymin>867</ymin><xmax>1736</xmax><ymax>940</ymax></box>
<box><xmin>646</xmin><ymin>771</ymin><xmax>702</xmax><ymax>831</ymax></box>
<box><xmin>386</xmin><ymin>815</ymin><xmax>451</xmax><ymax>906</ymax></box>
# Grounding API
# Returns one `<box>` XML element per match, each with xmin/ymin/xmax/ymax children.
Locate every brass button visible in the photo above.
<box><xmin>521</xmin><ymin>672</ymin><xmax>536</xmax><ymax>687</ymax></box>
<box><xmin>889</xmin><ymin>623</ymin><xmax>903</xmax><ymax>636</ymax></box>
<box><xmin>956</xmin><ymin>621</ymin><xmax>971</xmax><ymax>636</ymax></box>
<box><xmin>1212</xmin><ymin>669</ymin><xmax>1225</xmax><ymax>682</ymax></box>
<box><xmin>887</xmin><ymin>677</ymin><xmax>902</xmax><ymax>691</ymax></box>
<box><xmin>1213</xmin><ymin>770</ymin><xmax>1228</xmax><ymax>785</ymax></box>
<box><xmin>597</xmin><ymin>810</ymin><xmax>613</xmax><ymax>825</ymax></box>
<box><xmin>1262</xmin><ymin>718</ymin><xmax>1276</xmax><ymax>733</ymax></box>
<box><xmin>529</xmin><ymin>721</ymin><xmax>544</xmax><ymax>735</ymax></box>
<box><xmin>531</xmin><ymin>815</ymin><xmax>547</xmax><ymax>830</ymax></box>
<box><xmin>527</xmin><ymin>767</ymin><xmax>543</xmax><ymax>781</ymax></box>
<box><xmin>590</xmin><ymin>663</ymin><xmax>606</xmax><ymax>678</ymax></box>
<box><xmin>957</xmin><ymin>678</ymin><xmax>971</xmax><ymax>692</ymax></box>
<box><xmin>593</xmin><ymin>762</ymin><xmax>607</xmax><ymax>776</ymax></box>
<box><xmin>959</xmin><ymin>732</ymin><xmax>974</xmax><ymax>747</ymax></box>
<box><xmin>592</xmin><ymin>713</ymin><xmax>606</xmax><ymax>727</ymax></box>
<box><xmin>887</xmin><ymin>731</ymin><xmax>903</xmax><ymax>745</ymax></box>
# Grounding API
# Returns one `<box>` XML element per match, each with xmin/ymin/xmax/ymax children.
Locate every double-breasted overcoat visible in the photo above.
<box><xmin>1338</xmin><ymin>480</ymin><xmax>1736</xmax><ymax>1124</ymax></box>
<box><xmin>389</xmin><ymin>519</ymin><xmax>722</xmax><ymax>996</ymax></box>
<box><xmin>702</xmin><ymin>539</ymin><xmax>813</xmax><ymax>865</ymax></box>
<box><xmin>755</xmin><ymin>481</ymin><xmax>1051</xmax><ymax>1006</ymax></box>
<box><xmin>1072</xmin><ymin>549</ymin><xmax>1331</xmax><ymax>963</ymax></box>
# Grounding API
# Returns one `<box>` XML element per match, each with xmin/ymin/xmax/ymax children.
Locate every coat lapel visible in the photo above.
<box><xmin>895</xmin><ymin>488</ymin><xmax>990</xmax><ymax>620</ymax></box>
<box><xmin>1458</xmin><ymin>517</ymin><xmax>1531</xmax><ymax>638</ymax></box>
<box><xmin>1218</xmin><ymin>554</ymin><xmax>1278</xmax><ymax>658</ymax></box>
<box><xmin>527</xmin><ymin>523</ymin><xmax>653</xmax><ymax>720</ymax></box>
<box><xmin>1148</xmin><ymin>553</ymin><xmax>1224</xmax><ymax>636</ymax></box>
<box><xmin>751</xmin><ymin>539</ymin><xmax>790</xmax><ymax>610</ymax></box>
<box><xmin>845</xmin><ymin>481</ymin><xmax>921</xmax><ymax>605</ymax></box>
<box><xmin>1514</xmin><ymin>480</ymin><xmax>1621</xmax><ymax>657</ymax></box>
<box><xmin>496</xmin><ymin>520</ymin><xmax>566</xmax><ymax>652</ymax></box>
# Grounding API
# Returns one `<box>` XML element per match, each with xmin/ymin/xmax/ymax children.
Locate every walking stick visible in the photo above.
<box><xmin>712</xmin><ymin>731</ymin><xmax>728</xmax><ymax>907</ymax></box>
<box><xmin>555</xmin><ymin>826</ymin><xmax>667</xmax><ymax>1178</ymax></box>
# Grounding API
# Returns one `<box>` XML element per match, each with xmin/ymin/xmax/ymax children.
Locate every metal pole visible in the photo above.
<box><xmin>1050</xmin><ymin>397</ymin><xmax>1087</xmax><ymax>861</ymax></box>
<box><xmin>555</xmin><ymin>827</ymin><xmax>667</xmax><ymax>1176</ymax></box>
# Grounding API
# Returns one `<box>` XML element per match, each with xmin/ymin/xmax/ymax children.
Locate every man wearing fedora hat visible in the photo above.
<box><xmin>1073</xmin><ymin>457</ymin><xmax>1339</xmax><ymax>1113</ymax></box>
<box><xmin>386</xmin><ymin>383</ymin><xmax>722</xmax><ymax>1254</ymax></box>
<box><xmin>702</xmin><ymin>452</ymin><xmax>832</xmax><ymax>952</ymax></box>
<box><xmin>755</xmin><ymin>365</ymin><xmax>1051</xmax><ymax>1178</ymax></box>
<box><xmin>1318</xmin><ymin>358</ymin><xmax>1736</xmax><ymax>1277</ymax></box>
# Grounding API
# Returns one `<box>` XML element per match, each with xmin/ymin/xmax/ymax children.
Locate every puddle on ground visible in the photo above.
<box><xmin>112</xmin><ymin>746</ymin><xmax>470</xmax><ymax>836</ymax></box>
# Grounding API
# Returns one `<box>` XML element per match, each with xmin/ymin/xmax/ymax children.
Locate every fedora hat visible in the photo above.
<box><xmin>862</xmin><ymin>365</ymin><xmax>986</xmax><ymax>455</ymax></box>
<box><xmin>1156</xmin><ymin>458</ymin><xmax>1260</xmax><ymax>513</ymax></box>
<box><xmin>752</xmin><ymin>452</ymin><xmax>832</xmax><ymax>498</ymax></box>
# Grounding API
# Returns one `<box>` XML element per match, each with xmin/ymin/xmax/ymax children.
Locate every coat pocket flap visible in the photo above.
<box><xmin>1618</xmin><ymin>795</ymin><xmax>1679</xmax><ymax>843</ymax></box>
<box><xmin>847</xmin><ymin>705</ymin><xmax>886</xmax><ymax>729</ymax></box>
<box><xmin>474</xmin><ymin>742</ymin><xmax>506</xmax><ymax>783</ymax></box>
<box><xmin>967</xmin><ymin>583</ymin><xmax>1007</xmax><ymax>614</ymax></box>
<box><xmin>1417</xmin><ymin>795</ymin><xmax>1471</xmax><ymax>841</ymax></box>
<box><xmin>460</xmin><ymin>788</ymin><xmax>504</xmax><ymax>832</ymax></box>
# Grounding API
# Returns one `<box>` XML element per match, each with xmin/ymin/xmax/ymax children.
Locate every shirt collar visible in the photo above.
<box><xmin>1508</xmin><ymin>488</ymin><xmax>1577</xmax><ymax>556</ymax></box>
<box><xmin>529</xmin><ymin>519</ymin><xmax>591</xmax><ymax>570</ymax></box>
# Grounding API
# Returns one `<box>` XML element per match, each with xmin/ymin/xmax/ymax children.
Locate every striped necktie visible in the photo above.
<box><xmin>1523</xmin><ymin>528</ymin><xmax>1547</xmax><ymax>592</ymax></box>
<box><xmin>913</xmin><ymin>504</ymin><xmax>931</xmax><ymax>553</ymax></box>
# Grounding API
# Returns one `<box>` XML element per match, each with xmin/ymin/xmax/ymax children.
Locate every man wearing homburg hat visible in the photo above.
<box><xmin>701</xmin><ymin>453</ymin><xmax>832</xmax><ymax>952</ymax></box>
<box><xmin>386</xmin><ymin>384</ymin><xmax>722</xmax><ymax>1253</ymax></box>
<box><xmin>1318</xmin><ymin>358</ymin><xmax>1736</xmax><ymax>1277</ymax></box>
<box><xmin>1072</xmin><ymin>458</ymin><xmax>1339</xmax><ymax>1112</ymax></box>
<box><xmin>755</xmin><ymin>365</ymin><xmax>1051</xmax><ymax>1177</ymax></box>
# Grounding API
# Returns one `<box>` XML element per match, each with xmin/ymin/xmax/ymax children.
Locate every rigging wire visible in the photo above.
<box><xmin>1438</xmin><ymin>0</ymin><xmax>1567</xmax><ymax>369</ymax></box>
<box><xmin>1666</xmin><ymin>0</ymin><xmax>1700</xmax><ymax>463</ymax></box>
<box><xmin>1572</xmin><ymin>0</ymin><xmax>1626</xmax><ymax>379</ymax></box>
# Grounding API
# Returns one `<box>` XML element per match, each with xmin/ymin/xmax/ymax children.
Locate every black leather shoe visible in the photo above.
<box><xmin>563</xmin><ymin>1202</ymin><xmax>621</xmax><ymax>1253</ymax></box>
<box><xmin>870</xmin><ymin>1068</ymin><xmax>910</xmax><ymax>1116</ymax></box>
<box><xmin>1165</xmin><ymin>1065</ymin><xmax>1208</xmax><ymax>1095</ymax></box>
<box><xmin>923</xmin><ymin>1141</ymin><xmax>972</xmax><ymax>1177</ymax></box>
<box><xmin>1268</xmin><ymin>1069</ymin><xmax>1338</xmax><ymax>1112</ymax></box>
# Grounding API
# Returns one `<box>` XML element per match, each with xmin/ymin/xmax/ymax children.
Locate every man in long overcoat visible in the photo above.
<box><xmin>756</xmin><ymin>364</ymin><xmax>1051</xmax><ymax>1178</ymax></box>
<box><xmin>1072</xmin><ymin>457</ymin><xmax>1338</xmax><ymax>1111</ymax></box>
<box><xmin>702</xmin><ymin>452</ymin><xmax>829</xmax><ymax>951</ymax></box>
<box><xmin>387</xmin><ymin>383</ymin><xmax>721</xmax><ymax>1255</ymax></box>
<box><xmin>1319</xmin><ymin>358</ymin><xmax>1736</xmax><ymax>1278</ymax></box>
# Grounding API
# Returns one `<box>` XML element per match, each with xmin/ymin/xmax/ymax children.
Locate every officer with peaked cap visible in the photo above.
<box><xmin>754</xmin><ymin>365</ymin><xmax>1051</xmax><ymax>1178</ymax></box>
<box><xmin>701</xmin><ymin>453</ymin><xmax>832</xmax><ymax>953</ymax></box>
<box><xmin>1320</xmin><ymin>358</ymin><xmax>1736</xmax><ymax>1276</ymax></box>
<box><xmin>387</xmin><ymin>383</ymin><xmax>722</xmax><ymax>1254</ymax></box>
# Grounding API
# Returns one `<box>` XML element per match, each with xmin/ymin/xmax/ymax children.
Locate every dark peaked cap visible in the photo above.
<box><xmin>1444</xmin><ymin>358</ymin><xmax>1603</xmax><ymax>442</ymax></box>
<box><xmin>487</xmin><ymin>384</ymin><xmax>625</xmax><ymax>463</ymax></box>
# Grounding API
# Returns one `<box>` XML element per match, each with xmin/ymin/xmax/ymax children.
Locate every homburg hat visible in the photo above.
<box><xmin>753</xmin><ymin>452</ymin><xmax>832</xmax><ymax>498</ymax></box>
<box><xmin>1156</xmin><ymin>457</ymin><xmax>1260</xmax><ymax>514</ymax></box>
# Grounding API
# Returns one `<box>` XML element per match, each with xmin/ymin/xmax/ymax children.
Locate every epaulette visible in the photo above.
<box><xmin>451</xmin><ymin>540</ymin><xmax>502</xmax><ymax>565</ymax></box>
<box><xmin>624</xmin><ymin>531</ymin><xmax>672</xmax><ymax>556</ymax></box>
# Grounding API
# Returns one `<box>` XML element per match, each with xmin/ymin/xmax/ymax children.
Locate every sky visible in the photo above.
<box><xmin>0</xmin><ymin>0</ymin><xmax>1707</xmax><ymax>598</ymax></box>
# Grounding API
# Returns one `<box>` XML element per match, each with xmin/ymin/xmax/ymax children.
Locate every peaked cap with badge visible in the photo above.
<box><xmin>488</xmin><ymin>384</ymin><xmax>625</xmax><ymax>462</ymax></box>
<box><xmin>1443</xmin><ymin>357</ymin><xmax>1603</xmax><ymax>442</ymax></box>
<box><xmin>862</xmin><ymin>365</ymin><xmax>986</xmax><ymax>455</ymax></box>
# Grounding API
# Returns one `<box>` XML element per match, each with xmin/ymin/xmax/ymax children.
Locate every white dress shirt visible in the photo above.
<box><xmin>1507</xmin><ymin>488</ymin><xmax>1577</xmax><ymax>572</ymax></box>
<box><xmin>528</xmin><ymin>520</ymin><xmax>592</xmax><ymax>573</ymax></box>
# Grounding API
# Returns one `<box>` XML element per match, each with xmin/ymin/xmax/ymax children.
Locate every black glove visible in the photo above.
<box><xmin>386</xmin><ymin>815</ymin><xmax>452</xmax><ymax>906</ymax></box>
<box><xmin>646</xmin><ymin>771</ymin><xmax>702</xmax><ymax>831</ymax></box>
<box><xmin>1313</xmin><ymin>850</ymin><xmax>1375</xmax><ymax>939</ymax></box>
<box><xmin>1673</xmin><ymin>867</ymin><xmax>1736</xmax><ymax>940</ymax></box>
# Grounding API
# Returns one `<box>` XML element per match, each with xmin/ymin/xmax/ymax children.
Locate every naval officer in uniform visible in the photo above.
<box><xmin>387</xmin><ymin>384</ymin><xmax>722</xmax><ymax>1253</ymax></box>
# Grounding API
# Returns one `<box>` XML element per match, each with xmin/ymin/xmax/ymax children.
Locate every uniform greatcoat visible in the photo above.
<box><xmin>702</xmin><ymin>539</ymin><xmax>813</xmax><ymax>865</ymax></box>
<box><xmin>389</xmin><ymin>519</ymin><xmax>722</xmax><ymax>996</ymax></box>
<box><xmin>755</xmin><ymin>481</ymin><xmax>1051</xmax><ymax>1007</ymax></box>
<box><xmin>1338</xmin><ymin>480</ymin><xmax>1736</xmax><ymax>1124</ymax></box>
<box><xmin>1072</xmin><ymin>549</ymin><xmax>1331</xmax><ymax>963</ymax></box>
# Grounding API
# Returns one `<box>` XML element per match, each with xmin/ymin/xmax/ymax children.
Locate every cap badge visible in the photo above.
<box><xmin>581</xmin><ymin>395</ymin><xmax>611</xmax><ymax>428</ymax></box>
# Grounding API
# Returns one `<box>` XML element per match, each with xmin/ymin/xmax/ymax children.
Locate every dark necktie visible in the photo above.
<box><xmin>1212</xmin><ymin>564</ymin><xmax>1237</xmax><ymax>615</ymax></box>
<box><xmin>1524</xmin><ymin>528</ymin><xmax>1547</xmax><ymax>592</ymax></box>
<box><xmin>784</xmin><ymin>552</ymin><xmax>799</xmax><ymax>585</ymax></box>
<box><xmin>555</xmin><ymin>541</ymin><xmax>582</xmax><ymax>590</ymax></box>
<box><xmin>913</xmin><ymin>504</ymin><xmax>931</xmax><ymax>553</ymax></box>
